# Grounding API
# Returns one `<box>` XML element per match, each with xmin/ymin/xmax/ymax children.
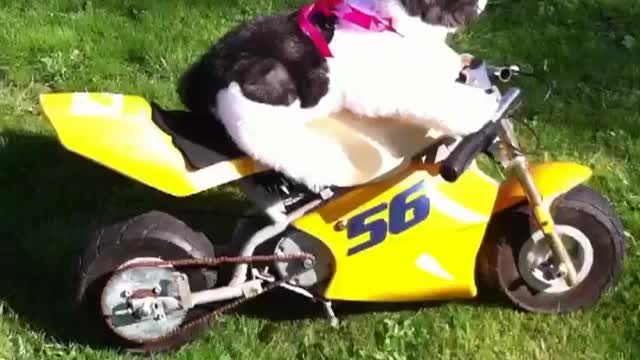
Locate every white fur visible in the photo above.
<box><xmin>216</xmin><ymin>82</ymin><xmax>359</xmax><ymax>191</ymax></box>
<box><xmin>215</xmin><ymin>0</ymin><xmax>498</xmax><ymax>189</ymax></box>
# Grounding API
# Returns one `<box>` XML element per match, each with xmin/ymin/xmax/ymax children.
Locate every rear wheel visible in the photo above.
<box><xmin>477</xmin><ymin>185</ymin><xmax>626</xmax><ymax>313</ymax></box>
<box><xmin>74</xmin><ymin>211</ymin><xmax>217</xmax><ymax>352</ymax></box>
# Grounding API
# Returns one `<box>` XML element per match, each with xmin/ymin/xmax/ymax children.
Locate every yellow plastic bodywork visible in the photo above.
<box><xmin>39</xmin><ymin>92</ymin><xmax>264</xmax><ymax>197</ymax></box>
<box><xmin>294</xmin><ymin>163</ymin><xmax>500</xmax><ymax>302</ymax></box>
<box><xmin>294</xmin><ymin>161</ymin><xmax>592</xmax><ymax>302</ymax></box>
<box><xmin>493</xmin><ymin>162</ymin><xmax>593</xmax><ymax>213</ymax></box>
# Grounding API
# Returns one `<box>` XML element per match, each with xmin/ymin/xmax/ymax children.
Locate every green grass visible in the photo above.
<box><xmin>1</xmin><ymin>0</ymin><xmax>640</xmax><ymax>359</ymax></box>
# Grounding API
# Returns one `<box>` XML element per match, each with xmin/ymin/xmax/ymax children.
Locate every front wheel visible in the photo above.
<box><xmin>477</xmin><ymin>185</ymin><xmax>626</xmax><ymax>313</ymax></box>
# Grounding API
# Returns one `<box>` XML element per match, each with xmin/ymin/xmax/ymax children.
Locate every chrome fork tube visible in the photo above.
<box><xmin>497</xmin><ymin>120</ymin><xmax>578</xmax><ymax>287</ymax></box>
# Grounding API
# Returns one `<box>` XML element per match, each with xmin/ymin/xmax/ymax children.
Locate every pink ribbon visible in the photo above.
<box><xmin>298</xmin><ymin>0</ymin><xmax>401</xmax><ymax>58</ymax></box>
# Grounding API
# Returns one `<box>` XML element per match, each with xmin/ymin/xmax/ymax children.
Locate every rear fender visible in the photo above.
<box><xmin>39</xmin><ymin>92</ymin><xmax>262</xmax><ymax>197</ymax></box>
<box><xmin>493</xmin><ymin>162</ymin><xmax>593</xmax><ymax>213</ymax></box>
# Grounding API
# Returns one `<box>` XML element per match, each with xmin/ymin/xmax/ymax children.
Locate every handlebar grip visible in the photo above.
<box><xmin>439</xmin><ymin>121</ymin><xmax>500</xmax><ymax>182</ymax></box>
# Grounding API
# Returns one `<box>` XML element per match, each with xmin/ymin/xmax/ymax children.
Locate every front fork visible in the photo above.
<box><xmin>495</xmin><ymin>119</ymin><xmax>579</xmax><ymax>286</ymax></box>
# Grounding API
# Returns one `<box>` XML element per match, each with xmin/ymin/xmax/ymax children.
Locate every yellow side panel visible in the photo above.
<box><xmin>436</xmin><ymin>163</ymin><xmax>501</xmax><ymax>216</ymax></box>
<box><xmin>294</xmin><ymin>163</ymin><xmax>499</xmax><ymax>302</ymax></box>
<box><xmin>39</xmin><ymin>93</ymin><xmax>264</xmax><ymax>197</ymax></box>
<box><xmin>493</xmin><ymin>162</ymin><xmax>592</xmax><ymax>213</ymax></box>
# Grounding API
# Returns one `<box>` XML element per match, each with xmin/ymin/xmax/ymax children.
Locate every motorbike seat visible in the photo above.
<box><xmin>150</xmin><ymin>103</ymin><xmax>247</xmax><ymax>170</ymax></box>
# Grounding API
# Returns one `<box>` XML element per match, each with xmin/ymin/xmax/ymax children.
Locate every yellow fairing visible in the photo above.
<box><xmin>294</xmin><ymin>161</ymin><xmax>592</xmax><ymax>302</ymax></box>
<box><xmin>39</xmin><ymin>93</ymin><xmax>263</xmax><ymax>197</ymax></box>
<box><xmin>294</xmin><ymin>163</ymin><xmax>500</xmax><ymax>302</ymax></box>
<box><xmin>493</xmin><ymin>162</ymin><xmax>592</xmax><ymax>213</ymax></box>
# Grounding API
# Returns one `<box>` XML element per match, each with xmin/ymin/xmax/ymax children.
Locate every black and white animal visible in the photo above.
<box><xmin>177</xmin><ymin>0</ymin><xmax>496</xmax><ymax>190</ymax></box>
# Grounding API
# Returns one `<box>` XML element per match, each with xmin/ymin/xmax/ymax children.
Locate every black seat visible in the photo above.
<box><xmin>150</xmin><ymin>103</ymin><xmax>246</xmax><ymax>170</ymax></box>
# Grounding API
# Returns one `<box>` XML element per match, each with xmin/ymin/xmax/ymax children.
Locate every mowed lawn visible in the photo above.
<box><xmin>1</xmin><ymin>0</ymin><xmax>640</xmax><ymax>359</ymax></box>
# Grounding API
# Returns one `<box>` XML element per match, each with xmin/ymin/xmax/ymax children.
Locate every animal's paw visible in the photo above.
<box><xmin>460</xmin><ymin>53</ymin><xmax>474</xmax><ymax>68</ymax></box>
<box><xmin>296</xmin><ymin>65</ymin><xmax>331</xmax><ymax>109</ymax></box>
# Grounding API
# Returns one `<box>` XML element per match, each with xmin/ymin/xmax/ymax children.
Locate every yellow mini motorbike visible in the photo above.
<box><xmin>38</xmin><ymin>61</ymin><xmax>626</xmax><ymax>353</ymax></box>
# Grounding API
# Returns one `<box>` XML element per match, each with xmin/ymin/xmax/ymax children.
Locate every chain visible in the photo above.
<box><xmin>106</xmin><ymin>253</ymin><xmax>316</xmax><ymax>353</ymax></box>
<box><xmin>116</xmin><ymin>253</ymin><xmax>314</xmax><ymax>271</ymax></box>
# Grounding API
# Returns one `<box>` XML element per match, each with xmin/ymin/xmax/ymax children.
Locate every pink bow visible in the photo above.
<box><xmin>298</xmin><ymin>0</ymin><xmax>401</xmax><ymax>58</ymax></box>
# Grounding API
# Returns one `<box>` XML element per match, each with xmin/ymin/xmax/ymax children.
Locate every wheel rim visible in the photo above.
<box><xmin>517</xmin><ymin>225</ymin><xmax>594</xmax><ymax>294</ymax></box>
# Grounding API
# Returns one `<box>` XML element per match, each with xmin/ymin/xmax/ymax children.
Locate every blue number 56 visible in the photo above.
<box><xmin>346</xmin><ymin>181</ymin><xmax>430</xmax><ymax>256</ymax></box>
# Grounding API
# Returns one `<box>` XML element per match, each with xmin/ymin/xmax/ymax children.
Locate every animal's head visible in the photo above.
<box><xmin>397</xmin><ymin>0</ymin><xmax>488</xmax><ymax>29</ymax></box>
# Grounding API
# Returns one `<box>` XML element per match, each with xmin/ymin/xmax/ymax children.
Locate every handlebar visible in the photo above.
<box><xmin>461</xmin><ymin>59</ymin><xmax>523</xmax><ymax>90</ymax></box>
<box><xmin>439</xmin><ymin>87</ymin><xmax>523</xmax><ymax>182</ymax></box>
<box><xmin>439</xmin><ymin>120</ymin><xmax>500</xmax><ymax>182</ymax></box>
<box><xmin>438</xmin><ymin>59</ymin><xmax>549</xmax><ymax>182</ymax></box>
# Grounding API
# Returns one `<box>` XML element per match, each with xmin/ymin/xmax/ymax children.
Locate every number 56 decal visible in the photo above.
<box><xmin>346</xmin><ymin>181</ymin><xmax>430</xmax><ymax>256</ymax></box>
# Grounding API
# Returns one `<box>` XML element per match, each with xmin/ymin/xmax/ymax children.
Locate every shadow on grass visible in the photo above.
<box><xmin>0</xmin><ymin>130</ymin><xmax>510</xmax><ymax>352</ymax></box>
<box><xmin>0</xmin><ymin>130</ymin><xmax>247</xmax><ymax>348</ymax></box>
<box><xmin>233</xmin><ymin>288</ymin><xmax>510</xmax><ymax>325</ymax></box>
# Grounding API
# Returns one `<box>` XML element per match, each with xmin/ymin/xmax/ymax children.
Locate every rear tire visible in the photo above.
<box><xmin>74</xmin><ymin>211</ymin><xmax>217</xmax><ymax>353</ymax></box>
<box><xmin>477</xmin><ymin>185</ymin><xmax>626</xmax><ymax>313</ymax></box>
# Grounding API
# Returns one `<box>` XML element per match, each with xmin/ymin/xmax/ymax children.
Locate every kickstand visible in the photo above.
<box><xmin>277</xmin><ymin>279</ymin><xmax>340</xmax><ymax>328</ymax></box>
<box><xmin>321</xmin><ymin>300</ymin><xmax>339</xmax><ymax>328</ymax></box>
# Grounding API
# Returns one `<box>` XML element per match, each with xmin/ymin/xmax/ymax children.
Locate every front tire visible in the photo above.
<box><xmin>477</xmin><ymin>185</ymin><xmax>626</xmax><ymax>313</ymax></box>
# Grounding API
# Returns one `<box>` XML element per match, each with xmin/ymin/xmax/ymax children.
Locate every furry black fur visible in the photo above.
<box><xmin>177</xmin><ymin>0</ymin><xmax>484</xmax><ymax>116</ymax></box>
<box><xmin>399</xmin><ymin>0</ymin><xmax>484</xmax><ymax>28</ymax></box>
<box><xmin>177</xmin><ymin>10</ymin><xmax>337</xmax><ymax>116</ymax></box>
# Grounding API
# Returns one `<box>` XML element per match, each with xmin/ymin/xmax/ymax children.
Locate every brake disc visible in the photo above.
<box><xmin>100</xmin><ymin>259</ymin><xmax>189</xmax><ymax>343</ymax></box>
